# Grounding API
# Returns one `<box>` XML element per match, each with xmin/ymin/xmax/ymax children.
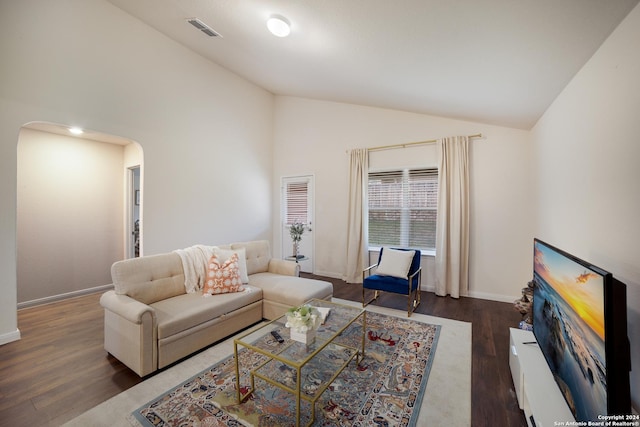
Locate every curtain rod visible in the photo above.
<box><xmin>367</xmin><ymin>133</ymin><xmax>483</xmax><ymax>152</ymax></box>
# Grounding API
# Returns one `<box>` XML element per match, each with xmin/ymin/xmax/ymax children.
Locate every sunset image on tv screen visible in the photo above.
<box><xmin>533</xmin><ymin>241</ymin><xmax>607</xmax><ymax>422</ymax></box>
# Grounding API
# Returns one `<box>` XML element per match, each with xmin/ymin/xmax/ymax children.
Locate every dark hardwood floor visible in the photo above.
<box><xmin>0</xmin><ymin>275</ymin><xmax>526</xmax><ymax>427</ymax></box>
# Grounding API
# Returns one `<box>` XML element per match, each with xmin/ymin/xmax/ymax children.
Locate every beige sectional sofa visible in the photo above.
<box><xmin>100</xmin><ymin>240</ymin><xmax>332</xmax><ymax>376</ymax></box>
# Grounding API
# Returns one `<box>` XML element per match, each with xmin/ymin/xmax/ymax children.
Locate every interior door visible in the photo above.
<box><xmin>281</xmin><ymin>175</ymin><xmax>314</xmax><ymax>273</ymax></box>
<box><xmin>127</xmin><ymin>166</ymin><xmax>141</xmax><ymax>258</ymax></box>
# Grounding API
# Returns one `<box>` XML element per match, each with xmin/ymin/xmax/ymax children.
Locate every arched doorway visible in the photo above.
<box><xmin>16</xmin><ymin>122</ymin><xmax>143</xmax><ymax>307</ymax></box>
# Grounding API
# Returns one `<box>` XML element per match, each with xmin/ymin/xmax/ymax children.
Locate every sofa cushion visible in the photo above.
<box><xmin>203</xmin><ymin>253</ymin><xmax>244</xmax><ymax>295</ymax></box>
<box><xmin>111</xmin><ymin>253</ymin><xmax>185</xmax><ymax>305</ymax></box>
<box><xmin>152</xmin><ymin>285</ymin><xmax>263</xmax><ymax>339</ymax></box>
<box><xmin>213</xmin><ymin>247</ymin><xmax>249</xmax><ymax>283</ymax></box>
<box><xmin>248</xmin><ymin>272</ymin><xmax>333</xmax><ymax>307</ymax></box>
<box><xmin>376</xmin><ymin>247</ymin><xmax>415</xmax><ymax>279</ymax></box>
<box><xmin>231</xmin><ymin>240</ymin><xmax>271</xmax><ymax>275</ymax></box>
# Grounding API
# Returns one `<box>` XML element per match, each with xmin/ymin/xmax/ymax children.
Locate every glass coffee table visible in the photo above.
<box><xmin>234</xmin><ymin>299</ymin><xmax>366</xmax><ymax>427</ymax></box>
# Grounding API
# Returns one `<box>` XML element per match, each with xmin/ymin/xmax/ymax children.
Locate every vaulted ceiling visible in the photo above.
<box><xmin>108</xmin><ymin>0</ymin><xmax>639</xmax><ymax>130</ymax></box>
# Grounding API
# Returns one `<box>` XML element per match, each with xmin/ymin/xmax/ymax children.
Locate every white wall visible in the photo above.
<box><xmin>0</xmin><ymin>0</ymin><xmax>274</xmax><ymax>344</ymax></box>
<box><xmin>17</xmin><ymin>128</ymin><xmax>125</xmax><ymax>304</ymax></box>
<box><xmin>531</xmin><ymin>3</ymin><xmax>640</xmax><ymax>412</ymax></box>
<box><xmin>272</xmin><ymin>97</ymin><xmax>534</xmax><ymax>302</ymax></box>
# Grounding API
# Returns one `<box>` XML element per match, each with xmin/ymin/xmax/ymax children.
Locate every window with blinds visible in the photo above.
<box><xmin>284</xmin><ymin>181</ymin><xmax>309</xmax><ymax>225</ymax></box>
<box><xmin>368</xmin><ymin>168</ymin><xmax>438</xmax><ymax>250</ymax></box>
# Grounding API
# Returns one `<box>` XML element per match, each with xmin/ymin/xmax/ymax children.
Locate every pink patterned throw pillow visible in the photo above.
<box><xmin>203</xmin><ymin>253</ymin><xmax>244</xmax><ymax>295</ymax></box>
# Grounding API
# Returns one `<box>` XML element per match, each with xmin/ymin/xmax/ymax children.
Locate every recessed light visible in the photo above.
<box><xmin>69</xmin><ymin>127</ymin><xmax>84</xmax><ymax>135</ymax></box>
<box><xmin>267</xmin><ymin>15</ymin><xmax>290</xmax><ymax>37</ymax></box>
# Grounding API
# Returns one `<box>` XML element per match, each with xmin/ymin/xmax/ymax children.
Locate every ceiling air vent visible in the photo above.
<box><xmin>187</xmin><ymin>18</ymin><xmax>222</xmax><ymax>37</ymax></box>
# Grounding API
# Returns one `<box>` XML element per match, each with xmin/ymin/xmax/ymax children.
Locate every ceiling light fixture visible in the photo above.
<box><xmin>267</xmin><ymin>15</ymin><xmax>290</xmax><ymax>37</ymax></box>
<box><xmin>69</xmin><ymin>127</ymin><xmax>84</xmax><ymax>135</ymax></box>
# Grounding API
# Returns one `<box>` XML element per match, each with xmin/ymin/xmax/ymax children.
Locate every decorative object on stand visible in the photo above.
<box><xmin>513</xmin><ymin>280</ymin><xmax>534</xmax><ymax>330</ymax></box>
<box><xmin>285</xmin><ymin>304</ymin><xmax>321</xmax><ymax>344</ymax></box>
<box><xmin>288</xmin><ymin>221</ymin><xmax>311</xmax><ymax>260</ymax></box>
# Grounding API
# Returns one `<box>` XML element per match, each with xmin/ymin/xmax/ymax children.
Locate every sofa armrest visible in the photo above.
<box><xmin>268</xmin><ymin>259</ymin><xmax>300</xmax><ymax>277</ymax></box>
<box><xmin>100</xmin><ymin>290</ymin><xmax>156</xmax><ymax>324</ymax></box>
<box><xmin>100</xmin><ymin>290</ymin><xmax>157</xmax><ymax>376</ymax></box>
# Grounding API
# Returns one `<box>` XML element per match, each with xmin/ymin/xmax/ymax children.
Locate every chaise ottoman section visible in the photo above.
<box><xmin>249</xmin><ymin>272</ymin><xmax>333</xmax><ymax>319</ymax></box>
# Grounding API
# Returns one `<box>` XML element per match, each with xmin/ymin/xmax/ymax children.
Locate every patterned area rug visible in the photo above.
<box><xmin>132</xmin><ymin>311</ymin><xmax>440</xmax><ymax>427</ymax></box>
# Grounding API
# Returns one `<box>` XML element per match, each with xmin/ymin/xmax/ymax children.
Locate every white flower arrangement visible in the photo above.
<box><xmin>285</xmin><ymin>304</ymin><xmax>321</xmax><ymax>332</ymax></box>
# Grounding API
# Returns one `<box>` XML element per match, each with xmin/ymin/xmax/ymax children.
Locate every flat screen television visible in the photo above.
<box><xmin>532</xmin><ymin>238</ymin><xmax>631</xmax><ymax>421</ymax></box>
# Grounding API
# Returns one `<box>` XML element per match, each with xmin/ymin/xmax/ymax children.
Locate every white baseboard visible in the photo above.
<box><xmin>312</xmin><ymin>270</ymin><xmax>343</xmax><ymax>280</ymax></box>
<box><xmin>0</xmin><ymin>329</ymin><xmax>21</xmax><ymax>345</ymax></box>
<box><xmin>420</xmin><ymin>283</ymin><xmax>519</xmax><ymax>303</ymax></box>
<box><xmin>466</xmin><ymin>290</ymin><xmax>518</xmax><ymax>303</ymax></box>
<box><xmin>420</xmin><ymin>284</ymin><xmax>433</xmax><ymax>292</ymax></box>
<box><xmin>17</xmin><ymin>284</ymin><xmax>114</xmax><ymax>310</ymax></box>
<box><xmin>311</xmin><ymin>270</ymin><xmax>519</xmax><ymax>303</ymax></box>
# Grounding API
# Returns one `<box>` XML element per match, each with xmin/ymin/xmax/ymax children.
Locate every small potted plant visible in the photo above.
<box><xmin>285</xmin><ymin>304</ymin><xmax>321</xmax><ymax>344</ymax></box>
<box><xmin>289</xmin><ymin>221</ymin><xmax>311</xmax><ymax>260</ymax></box>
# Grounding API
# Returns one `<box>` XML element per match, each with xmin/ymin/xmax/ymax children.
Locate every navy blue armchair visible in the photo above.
<box><xmin>362</xmin><ymin>247</ymin><xmax>422</xmax><ymax>316</ymax></box>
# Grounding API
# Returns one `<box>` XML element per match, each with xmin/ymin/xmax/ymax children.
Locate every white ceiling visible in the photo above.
<box><xmin>107</xmin><ymin>0</ymin><xmax>639</xmax><ymax>130</ymax></box>
<box><xmin>23</xmin><ymin>122</ymin><xmax>134</xmax><ymax>145</ymax></box>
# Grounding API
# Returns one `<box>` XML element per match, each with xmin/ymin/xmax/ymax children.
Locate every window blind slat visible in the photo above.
<box><xmin>368</xmin><ymin>168</ymin><xmax>437</xmax><ymax>250</ymax></box>
<box><xmin>285</xmin><ymin>181</ymin><xmax>309</xmax><ymax>225</ymax></box>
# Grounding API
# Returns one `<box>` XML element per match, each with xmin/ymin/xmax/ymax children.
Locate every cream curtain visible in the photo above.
<box><xmin>435</xmin><ymin>136</ymin><xmax>470</xmax><ymax>298</ymax></box>
<box><xmin>344</xmin><ymin>148</ymin><xmax>369</xmax><ymax>283</ymax></box>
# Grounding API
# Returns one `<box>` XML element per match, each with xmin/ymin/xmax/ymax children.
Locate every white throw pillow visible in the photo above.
<box><xmin>375</xmin><ymin>248</ymin><xmax>415</xmax><ymax>279</ymax></box>
<box><xmin>213</xmin><ymin>247</ymin><xmax>249</xmax><ymax>283</ymax></box>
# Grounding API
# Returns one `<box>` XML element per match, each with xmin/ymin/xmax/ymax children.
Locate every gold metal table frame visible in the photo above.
<box><xmin>233</xmin><ymin>299</ymin><xmax>366</xmax><ymax>427</ymax></box>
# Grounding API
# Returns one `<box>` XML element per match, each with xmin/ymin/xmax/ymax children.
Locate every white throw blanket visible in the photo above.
<box><xmin>173</xmin><ymin>245</ymin><xmax>217</xmax><ymax>293</ymax></box>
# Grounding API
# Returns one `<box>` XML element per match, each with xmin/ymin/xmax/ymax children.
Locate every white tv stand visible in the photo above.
<box><xmin>509</xmin><ymin>328</ymin><xmax>575</xmax><ymax>427</ymax></box>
